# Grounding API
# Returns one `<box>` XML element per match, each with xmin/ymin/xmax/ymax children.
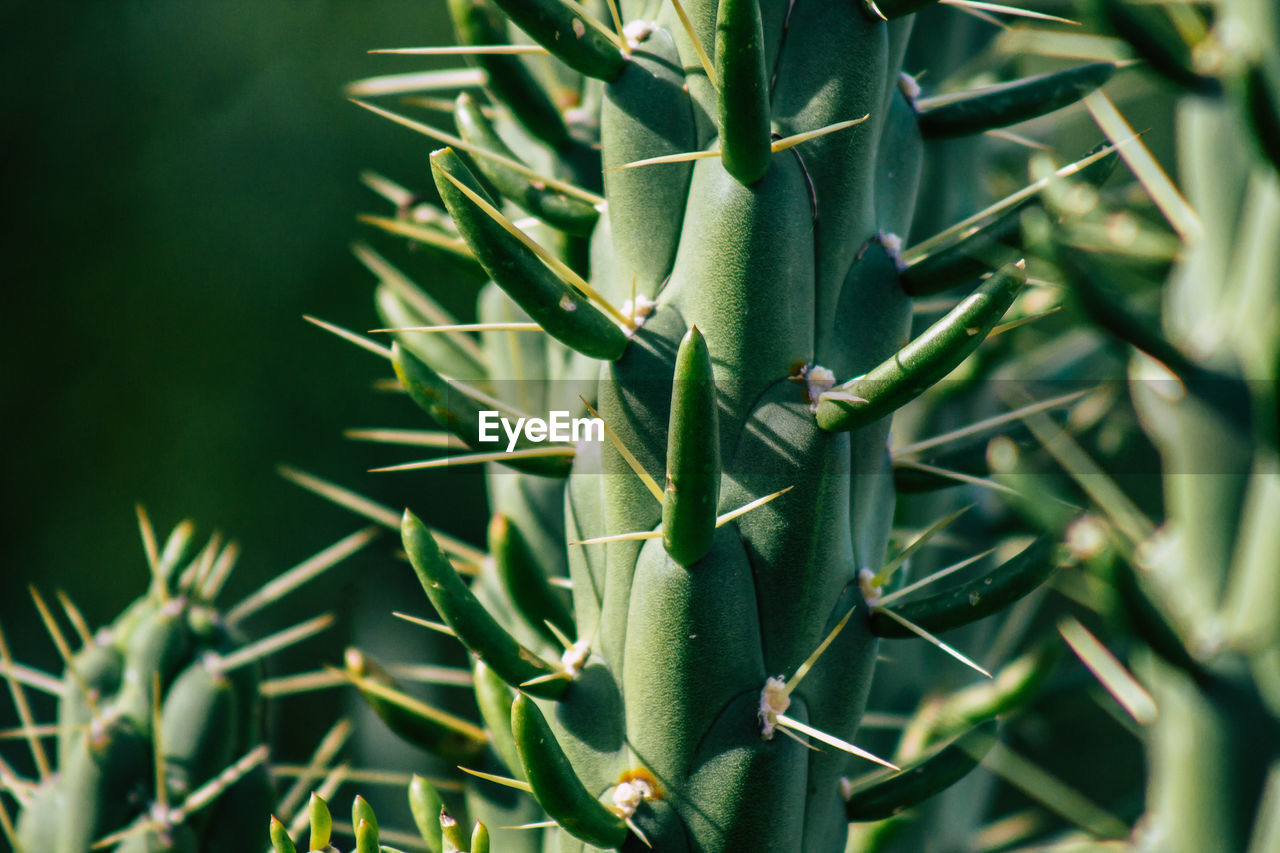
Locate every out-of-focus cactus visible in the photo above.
<box><xmin>1008</xmin><ymin>0</ymin><xmax>1280</xmax><ymax>850</ymax></box>
<box><xmin>0</xmin><ymin>512</ymin><xmax>373</xmax><ymax>853</ymax></box>
<box><xmin>279</xmin><ymin>1</ymin><xmax>1142</xmax><ymax>850</ymax></box>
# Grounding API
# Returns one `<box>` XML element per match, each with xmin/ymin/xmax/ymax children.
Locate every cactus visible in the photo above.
<box><xmin>1003</xmin><ymin>0</ymin><xmax>1280</xmax><ymax>850</ymax></box>
<box><xmin>0</xmin><ymin>511</ymin><xmax>373</xmax><ymax>853</ymax></box>
<box><xmin>279</xmin><ymin>1</ymin><xmax>1144</xmax><ymax>850</ymax></box>
<box><xmin>2</xmin><ymin>1</ymin><xmax>1273</xmax><ymax>851</ymax></box>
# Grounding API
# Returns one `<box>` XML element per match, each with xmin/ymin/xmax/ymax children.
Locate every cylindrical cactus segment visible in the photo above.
<box><xmin>328</xmin><ymin>0</ymin><xmax>1117</xmax><ymax>849</ymax></box>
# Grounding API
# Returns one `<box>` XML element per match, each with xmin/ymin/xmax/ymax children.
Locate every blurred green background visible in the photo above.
<box><xmin>1</xmin><ymin>0</ymin><xmax>488</xmax><ymax>776</ymax></box>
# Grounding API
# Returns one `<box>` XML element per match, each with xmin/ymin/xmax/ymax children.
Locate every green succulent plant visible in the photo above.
<box><xmin>0</xmin><ymin>513</ymin><xmax>375</xmax><ymax>853</ymax></box>
<box><xmin>271</xmin><ymin>1</ymin><xmax>1147</xmax><ymax>851</ymax></box>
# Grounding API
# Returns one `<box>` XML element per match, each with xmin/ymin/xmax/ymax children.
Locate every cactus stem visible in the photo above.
<box><xmin>213</xmin><ymin>614</ymin><xmax>335</xmax><ymax>673</ymax></box>
<box><xmin>304</xmin><ymin>315</ymin><xmax>392</xmax><ymax>360</ymax></box>
<box><xmin>668</xmin><ymin>0</ymin><xmax>717</xmax><ymax>87</ymax></box>
<box><xmin>871</xmin><ymin>608</ymin><xmax>993</xmax><ymax>679</ymax></box>
<box><xmin>369</xmin><ymin>447</ymin><xmax>577</xmax><ymax>474</ymax></box>
<box><xmin>877</xmin><ymin>548</ymin><xmax>998</xmax><ymax>608</ymax></box>
<box><xmin>345</xmin><ymin>68</ymin><xmax>486</xmax><ymax>99</ymax></box>
<box><xmin>939</xmin><ymin>0</ymin><xmax>1080</xmax><ymax>25</ymax></box>
<box><xmin>873</xmin><ymin>504</ymin><xmax>973</xmax><ymax>588</ymax></box>
<box><xmin>459</xmin><ymin>766</ymin><xmax>534</xmax><ymax>793</ymax></box>
<box><xmin>135</xmin><ymin>504</ymin><xmax>161</xmax><ymax>577</ymax></box>
<box><xmin>350</xmin><ymin>100</ymin><xmax>605</xmax><ymax>206</ymax></box>
<box><xmin>227</xmin><ymin>527</ymin><xmax>379</xmax><ymax>624</ymax></box>
<box><xmin>308</xmin><ymin>792</ymin><xmax>333</xmax><ymax>851</ymax></box>
<box><xmin>579</xmin><ymin>397</ymin><xmax>665</xmax><ymax>502</ymax></box>
<box><xmin>775</xmin><ymin>715</ymin><xmax>900</xmax><ymax>771</ymax></box>
<box><xmin>1057</xmin><ymin>617</ymin><xmax>1157</xmax><ymax>726</ymax></box>
<box><xmin>370</xmin><ymin>44</ymin><xmax>551</xmax><ymax>56</ymax></box>
<box><xmin>394</xmin><ymin>612</ymin><xmax>460</xmax><ymax>635</ymax></box>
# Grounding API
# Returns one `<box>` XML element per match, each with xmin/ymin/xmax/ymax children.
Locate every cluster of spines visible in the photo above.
<box><xmin>291</xmin><ymin>0</ymin><xmax>1164</xmax><ymax>848</ymax></box>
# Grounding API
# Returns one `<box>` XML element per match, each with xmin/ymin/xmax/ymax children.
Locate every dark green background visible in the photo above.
<box><xmin>1</xmin><ymin>0</ymin><xmax>485</xmax><ymax>781</ymax></box>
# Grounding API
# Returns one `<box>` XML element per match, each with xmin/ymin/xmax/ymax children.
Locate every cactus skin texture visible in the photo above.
<box><xmin>306</xmin><ymin>1</ymin><xmax>1128</xmax><ymax>851</ymax></box>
